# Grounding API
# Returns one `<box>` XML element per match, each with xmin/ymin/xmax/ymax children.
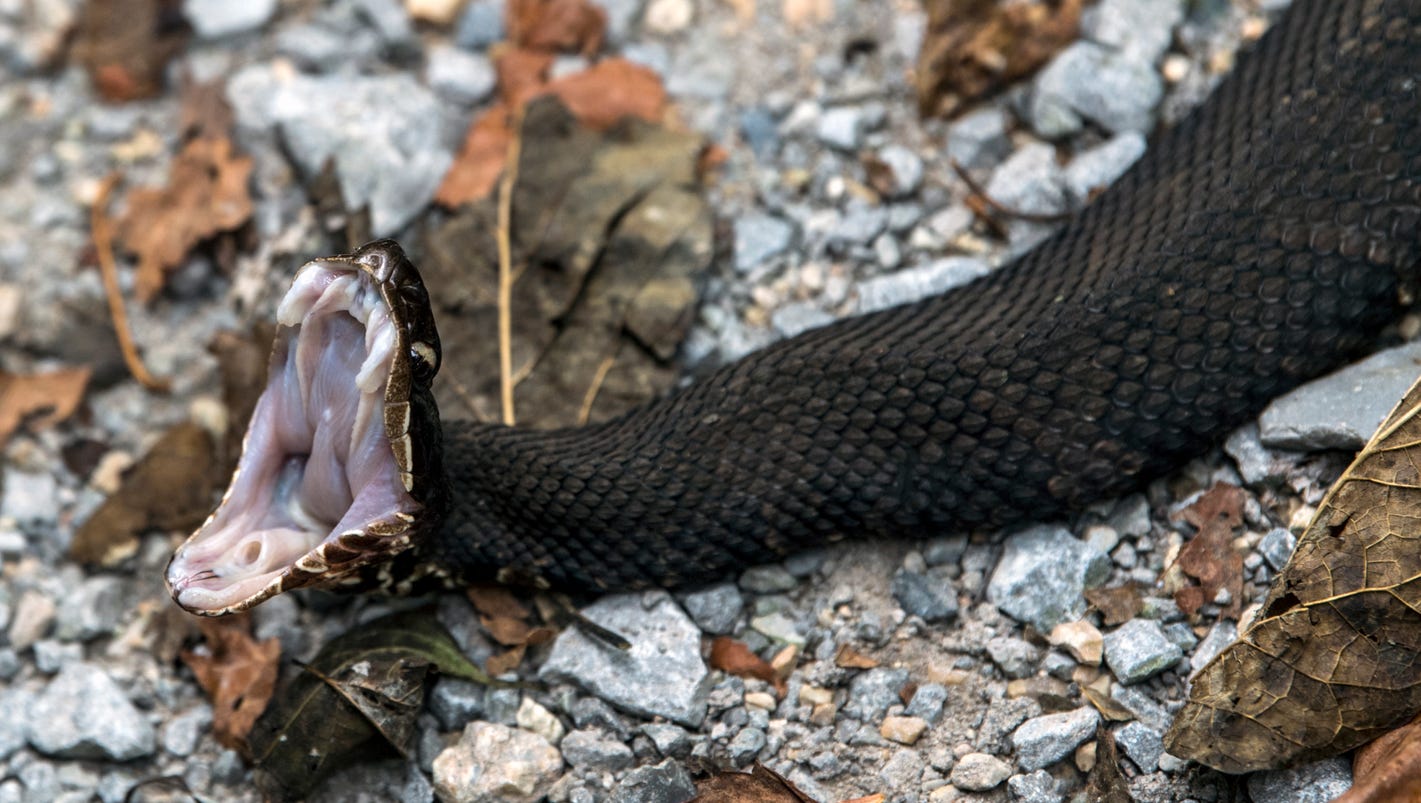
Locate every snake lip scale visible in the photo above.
<box><xmin>168</xmin><ymin>0</ymin><xmax>1420</xmax><ymax>617</ymax></box>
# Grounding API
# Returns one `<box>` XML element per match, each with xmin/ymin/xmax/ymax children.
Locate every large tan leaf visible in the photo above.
<box><xmin>1166</xmin><ymin>374</ymin><xmax>1421</xmax><ymax>773</ymax></box>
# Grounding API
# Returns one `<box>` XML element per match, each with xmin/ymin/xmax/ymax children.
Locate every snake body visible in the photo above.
<box><xmin>421</xmin><ymin>0</ymin><xmax>1421</xmax><ymax>591</ymax></box>
<box><xmin>168</xmin><ymin>0</ymin><xmax>1421</xmax><ymax>614</ymax></box>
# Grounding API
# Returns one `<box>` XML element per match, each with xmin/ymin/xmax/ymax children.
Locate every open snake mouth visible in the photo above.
<box><xmin>167</xmin><ymin>243</ymin><xmax>435</xmax><ymax>615</ymax></box>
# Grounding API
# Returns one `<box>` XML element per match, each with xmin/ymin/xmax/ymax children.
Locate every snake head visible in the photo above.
<box><xmin>167</xmin><ymin>240</ymin><xmax>446</xmax><ymax>615</ymax></box>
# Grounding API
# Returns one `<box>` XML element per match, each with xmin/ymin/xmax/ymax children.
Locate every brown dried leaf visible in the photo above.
<box><xmin>71</xmin><ymin>0</ymin><xmax>188</xmax><ymax>101</ymax></box>
<box><xmin>1169</xmin><ymin>483</ymin><xmax>1245</xmax><ymax>617</ymax></box>
<box><xmin>1084</xmin><ymin>584</ymin><xmax>1143</xmax><ymax>627</ymax></box>
<box><xmin>833</xmin><ymin>643</ymin><xmax>878</xmax><ymax>669</ymax></box>
<box><xmin>1086</xmin><ymin>726</ymin><xmax>1132</xmax><ymax>803</ymax></box>
<box><xmin>468</xmin><ymin>585</ymin><xmax>537</xmax><ymax>646</ymax></box>
<box><xmin>178</xmin><ymin>77</ymin><xmax>236</xmax><ymax>141</ymax></box>
<box><xmin>689</xmin><ymin>763</ymin><xmax>816</xmax><ymax>802</ymax></box>
<box><xmin>506</xmin><ymin>0</ymin><xmax>606</xmax><ymax>55</ymax></box>
<box><xmin>546</xmin><ymin>58</ymin><xmax>667</xmax><ymax>131</ymax></box>
<box><xmin>1166</xmin><ymin>377</ymin><xmax>1421</xmax><ymax>772</ymax></box>
<box><xmin>181</xmin><ymin>614</ymin><xmax>281</xmax><ymax>750</ymax></box>
<box><xmin>118</xmin><ymin>137</ymin><xmax>253</xmax><ymax>303</ymax></box>
<box><xmin>0</xmin><ymin>367</ymin><xmax>90</xmax><ymax>447</ymax></box>
<box><xmin>1081</xmin><ymin>678</ymin><xmax>1133</xmax><ymax>723</ymax></box>
<box><xmin>710</xmin><ymin>637</ymin><xmax>783</xmax><ymax>694</ymax></box>
<box><xmin>914</xmin><ymin>0</ymin><xmax>1081</xmax><ymax>118</ymax></box>
<box><xmin>70</xmin><ymin>421</ymin><xmax>219</xmax><ymax>566</ymax></box>
<box><xmin>1336</xmin><ymin>712</ymin><xmax>1421</xmax><ymax>803</ymax></box>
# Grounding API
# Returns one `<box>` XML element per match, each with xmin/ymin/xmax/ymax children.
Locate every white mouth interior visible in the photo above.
<box><xmin>167</xmin><ymin>263</ymin><xmax>413</xmax><ymax>612</ymax></box>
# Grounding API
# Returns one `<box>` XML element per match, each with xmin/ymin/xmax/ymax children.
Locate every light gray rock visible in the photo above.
<box><xmin>560</xmin><ymin>728</ymin><xmax>634</xmax><ymax>771</ymax></box>
<box><xmin>816</xmin><ymin>106</ymin><xmax>865</xmax><ymax>151</ymax></box>
<box><xmin>454</xmin><ymin>0</ymin><xmax>504</xmax><ymax>50</ymax></box>
<box><xmin>615</xmin><ymin>759</ymin><xmax>697</xmax><ymax>803</ymax></box>
<box><xmin>891</xmin><ymin>569</ymin><xmax>957</xmax><ymax>622</ymax></box>
<box><xmin>987</xmin><ymin>523</ymin><xmax>1111</xmax><ymax>631</ymax></box>
<box><xmin>1028</xmin><ymin>41</ymin><xmax>1163</xmax><ymax>137</ymax></box>
<box><xmin>831</xmin><ymin>205</ymin><xmax>888</xmax><ymax>246</ymax></box>
<box><xmin>1109</xmin><ymin>684</ymin><xmax>1171</xmax><ymax>733</ymax></box>
<box><xmin>33</xmin><ymin>639</ymin><xmax>83</xmax><ymax>673</ymax></box>
<box><xmin>1247</xmin><ymin>757</ymin><xmax>1353</xmax><ymax>803</ymax></box>
<box><xmin>539</xmin><ymin>592</ymin><xmax>711</xmax><ymax>727</ymax></box>
<box><xmin>1114</xmin><ymin>721</ymin><xmax>1164</xmax><ymax>772</ymax></box>
<box><xmin>311</xmin><ymin>759</ymin><xmax>433</xmax><ymax>803</ymax></box>
<box><xmin>1011</xmin><ymin>707</ymin><xmax>1100</xmax><ymax>771</ymax></box>
<box><xmin>160</xmin><ymin>706</ymin><xmax>212</xmax><ymax>758</ymax></box>
<box><xmin>431</xmin><ymin>722</ymin><xmax>562</xmax><ymax>803</ymax></box>
<box><xmin>641</xmin><ymin>722</ymin><xmax>692</xmax><ymax>758</ymax></box>
<box><xmin>880</xmin><ymin>747</ymin><xmax>925</xmax><ymax>789</ymax></box>
<box><xmin>226</xmin><ymin>67</ymin><xmax>454</xmax><ymax>236</ymax></box>
<box><xmin>1190</xmin><ymin>620</ymin><xmax>1239</xmax><ymax>676</ymax></box>
<box><xmin>1103</xmin><ymin>619</ymin><xmax>1183</xmax><ymax>684</ymax></box>
<box><xmin>1259</xmin><ymin>341</ymin><xmax>1421</xmax><ymax>450</ymax></box>
<box><xmin>733</xmin><ymin>214</ymin><xmax>796</xmax><ymax>273</ymax></box>
<box><xmin>678</xmin><ymin>583</ymin><xmax>743</xmax><ymax>635</ymax></box>
<box><xmin>986</xmin><ymin>142</ymin><xmax>1068</xmax><ymax>216</ymax></box>
<box><xmin>905</xmin><ymin>683</ymin><xmax>948</xmax><ymax>725</ymax></box>
<box><xmin>1082</xmin><ymin>0</ymin><xmax>1184</xmax><ymax>63</ymax></box>
<box><xmin>53</xmin><ymin>576</ymin><xmax>124</xmax><ymax>641</ymax></box>
<box><xmin>845</xmin><ymin>667</ymin><xmax>911</xmax><ymax>722</ymax></box>
<box><xmin>873</xmin><ymin>144</ymin><xmax>924</xmax><ymax>198</ymax></box>
<box><xmin>1258</xmin><ymin>527</ymin><xmax>1298</xmax><ymax>572</ymax></box>
<box><xmin>855</xmin><ymin>256</ymin><xmax>990</xmax><ymax>314</ymax></box>
<box><xmin>430</xmin><ymin>678</ymin><xmax>486</xmax><ymax>731</ymax></box>
<box><xmin>739</xmin><ymin>565</ymin><xmax>798</xmax><ymax>594</ymax></box>
<box><xmin>0</xmin><ymin>690</ymin><xmax>26</xmax><ymax>760</ymax></box>
<box><xmin>986</xmin><ymin>636</ymin><xmax>1041</xmax><ymax>679</ymax></box>
<box><xmin>1063</xmin><ymin>132</ymin><xmax>1147</xmax><ymax>203</ymax></box>
<box><xmin>1008</xmin><ymin>769</ymin><xmax>1061</xmax><ymax>803</ymax></box>
<box><xmin>945</xmin><ymin>107</ymin><xmax>1011</xmax><ymax>169</ymax></box>
<box><xmin>425</xmin><ymin>45</ymin><xmax>496</xmax><ymax>105</ymax></box>
<box><xmin>952</xmin><ymin>752</ymin><xmax>1012</xmax><ymax>791</ymax></box>
<box><xmin>352</xmin><ymin>0</ymin><xmax>415</xmax><ymax>46</ymax></box>
<box><xmin>726</xmin><ymin>726</ymin><xmax>766</xmax><ymax>765</ymax></box>
<box><xmin>183</xmin><ymin>0</ymin><xmax>276</xmax><ymax>38</ymax></box>
<box><xmin>2</xmin><ymin>470</ymin><xmax>56</xmax><ymax>525</ymax></box>
<box><xmin>771</xmin><ymin>302</ymin><xmax>835</xmax><ymax>339</ymax></box>
<box><xmin>27</xmin><ymin>664</ymin><xmax>156</xmax><ymax>760</ymax></box>
<box><xmin>749</xmin><ymin>611</ymin><xmax>804</xmax><ymax>645</ymax></box>
<box><xmin>1224</xmin><ymin>422</ymin><xmax>1291</xmax><ymax>486</ymax></box>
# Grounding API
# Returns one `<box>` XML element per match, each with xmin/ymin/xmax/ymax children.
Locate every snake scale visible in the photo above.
<box><xmin>168</xmin><ymin>0</ymin><xmax>1421</xmax><ymax>614</ymax></box>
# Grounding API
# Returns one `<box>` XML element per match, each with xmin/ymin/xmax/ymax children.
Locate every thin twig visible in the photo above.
<box><xmin>496</xmin><ymin>107</ymin><xmax>526</xmax><ymax>427</ymax></box>
<box><xmin>950</xmin><ymin>158</ymin><xmax>1072</xmax><ymax>227</ymax></box>
<box><xmin>91</xmin><ymin>173</ymin><xmax>171</xmax><ymax>393</ymax></box>
<box><xmin>576</xmin><ymin>354</ymin><xmax>618</xmax><ymax>426</ymax></box>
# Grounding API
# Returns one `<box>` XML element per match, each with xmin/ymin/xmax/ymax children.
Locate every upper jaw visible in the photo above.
<box><xmin>166</xmin><ymin>243</ymin><xmax>433</xmax><ymax>615</ymax></box>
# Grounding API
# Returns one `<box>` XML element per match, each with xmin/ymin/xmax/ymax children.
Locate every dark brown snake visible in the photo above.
<box><xmin>169</xmin><ymin>0</ymin><xmax>1420</xmax><ymax>620</ymax></box>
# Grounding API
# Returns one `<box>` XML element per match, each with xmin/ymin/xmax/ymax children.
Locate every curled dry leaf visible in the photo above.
<box><xmin>1166</xmin><ymin>376</ymin><xmax>1421</xmax><ymax>773</ymax></box>
<box><xmin>467</xmin><ymin>584</ymin><xmax>555</xmax><ymax>675</ymax></box>
<box><xmin>0</xmin><ymin>366</ymin><xmax>90</xmax><ymax>448</ymax></box>
<box><xmin>1168</xmin><ymin>482</ymin><xmax>1246</xmax><ymax>618</ymax></box>
<box><xmin>710</xmin><ymin>637</ymin><xmax>784</xmax><ymax>695</ymax></box>
<box><xmin>914</xmin><ymin>0</ymin><xmax>1081</xmax><ymax>117</ymax></box>
<box><xmin>506</xmin><ymin>0</ymin><xmax>607</xmax><ymax>55</ymax></box>
<box><xmin>1086</xmin><ymin>725</ymin><xmax>1132</xmax><ymax>803</ymax></box>
<box><xmin>180</xmin><ymin>613</ymin><xmax>281</xmax><ymax>751</ymax></box>
<box><xmin>1083</xmin><ymin>584</ymin><xmax>1144</xmax><ymax>627</ymax></box>
<box><xmin>690</xmin><ymin>763</ymin><xmax>816</xmax><ymax>803</ymax></box>
<box><xmin>118</xmin><ymin>136</ymin><xmax>253</xmax><ymax>303</ymax></box>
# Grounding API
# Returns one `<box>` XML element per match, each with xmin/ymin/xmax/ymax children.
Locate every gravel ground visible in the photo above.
<box><xmin>0</xmin><ymin>0</ymin><xmax>1401</xmax><ymax>800</ymax></box>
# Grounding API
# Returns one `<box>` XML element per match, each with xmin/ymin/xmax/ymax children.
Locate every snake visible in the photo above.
<box><xmin>166</xmin><ymin>0</ymin><xmax>1421</xmax><ymax>617</ymax></box>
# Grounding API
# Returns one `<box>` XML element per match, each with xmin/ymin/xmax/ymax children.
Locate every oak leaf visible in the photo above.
<box><xmin>181</xmin><ymin>613</ymin><xmax>281</xmax><ymax>750</ymax></box>
<box><xmin>1168</xmin><ymin>483</ymin><xmax>1245</xmax><ymax>618</ymax></box>
<box><xmin>1166</xmin><ymin>376</ymin><xmax>1421</xmax><ymax>772</ymax></box>
<box><xmin>0</xmin><ymin>367</ymin><xmax>90</xmax><ymax>448</ymax></box>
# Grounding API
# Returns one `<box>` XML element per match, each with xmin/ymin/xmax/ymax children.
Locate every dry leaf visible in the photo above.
<box><xmin>833</xmin><ymin>643</ymin><xmax>878</xmax><ymax>669</ymax></box>
<box><xmin>1166</xmin><ymin>377</ymin><xmax>1421</xmax><ymax>772</ymax></box>
<box><xmin>0</xmin><ymin>367</ymin><xmax>90</xmax><ymax>447</ymax></box>
<box><xmin>1084</xmin><ymin>584</ymin><xmax>1143</xmax><ymax>627</ymax></box>
<box><xmin>1081</xmin><ymin>676</ymin><xmax>1133</xmax><ymax>722</ymax></box>
<box><xmin>1169</xmin><ymin>483</ymin><xmax>1245</xmax><ymax>617</ymax></box>
<box><xmin>178</xmin><ymin>77</ymin><xmax>236</xmax><ymax>142</ymax></box>
<box><xmin>710</xmin><ymin>637</ymin><xmax>783</xmax><ymax>694</ymax></box>
<box><xmin>70</xmin><ymin>421</ymin><xmax>220</xmax><ymax>566</ymax></box>
<box><xmin>1336</xmin><ymin>712</ymin><xmax>1421</xmax><ymax>803</ymax></box>
<box><xmin>1086</xmin><ymin>726</ymin><xmax>1132</xmax><ymax>803</ymax></box>
<box><xmin>545</xmin><ymin>58</ymin><xmax>667</xmax><ymax>131</ymax></box>
<box><xmin>506</xmin><ymin>0</ymin><xmax>606</xmax><ymax>55</ymax></box>
<box><xmin>118</xmin><ymin>136</ymin><xmax>253</xmax><ymax>302</ymax></box>
<box><xmin>71</xmin><ymin>0</ymin><xmax>188</xmax><ymax>101</ymax></box>
<box><xmin>181</xmin><ymin>614</ymin><xmax>281</xmax><ymax>750</ymax></box>
<box><xmin>915</xmin><ymin>0</ymin><xmax>1081</xmax><ymax>117</ymax></box>
<box><xmin>690</xmin><ymin>763</ymin><xmax>816</xmax><ymax>802</ymax></box>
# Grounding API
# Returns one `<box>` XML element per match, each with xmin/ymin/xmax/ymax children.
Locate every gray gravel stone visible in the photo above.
<box><xmin>873</xmin><ymin>144</ymin><xmax>924</xmax><ymax>198</ymax></box>
<box><xmin>1247</xmin><ymin>757</ymin><xmax>1352</xmax><ymax>803</ymax></box>
<box><xmin>27</xmin><ymin>664</ymin><xmax>156</xmax><ymax>760</ymax></box>
<box><xmin>1114</xmin><ymin>721</ymin><xmax>1164</xmax><ymax>772</ymax></box>
<box><xmin>0</xmin><ymin>691</ymin><xmax>26</xmax><ymax>760</ymax></box>
<box><xmin>160</xmin><ymin>706</ymin><xmax>212</xmax><ymax>758</ymax></box>
<box><xmin>733</xmin><ymin>213</ymin><xmax>796</xmax><ymax>273</ymax></box>
<box><xmin>1224</xmin><ymin>422</ymin><xmax>1289</xmax><ymax>486</ymax></box>
<box><xmin>986</xmin><ymin>636</ymin><xmax>1041</xmax><ymax>679</ymax></box>
<box><xmin>1104</xmin><ymin>618</ymin><xmax>1183</xmax><ymax>684</ymax></box>
<box><xmin>856</xmin><ymin>256</ymin><xmax>990</xmax><ymax>314</ymax></box>
<box><xmin>845</xmin><ymin>667</ymin><xmax>911</xmax><ymax>722</ymax></box>
<box><xmin>979</xmin><ymin>695</ymin><xmax>1042</xmax><ymax>753</ymax></box>
<box><xmin>641</xmin><ymin>722</ymin><xmax>692</xmax><ymax>758</ymax></box>
<box><xmin>677</xmin><ymin>583</ymin><xmax>743</xmax><ymax>635</ymax></box>
<box><xmin>1063</xmin><ymin>131</ymin><xmax>1147</xmax><ymax>203</ymax></box>
<box><xmin>891</xmin><ymin>569</ymin><xmax>957</xmax><ymax>622</ymax></box>
<box><xmin>183</xmin><ymin>0</ymin><xmax>276</xmax><ymax>38</ymax></box>
<box><xmin>1028</xmin><ymin>41</ymin><xmax>1163</xmax><ymax>137</ymax></box>
<box><xmin>739</xmin><ymin>565</ymin><xmax>798</xmax><ymax>593</ymax></box>
<box><xmin>1083</xmin><ymin>0</ymin><xmax>1184</xmax><ymax>63</ymax></box>
<box><xmin>749</xmin><ymin>611</ymin><xmax>804</xmax><ymax>645</ymax></box>
<box><xmin>454</xmin><ymin>0</ymin><xmax>504</xmax><ymax>49</ymax></box>
<box><xmin>2</xmin><ymin>470</ymin><xmax>56</xmax><ymax>525</ymax></box>
<box><xmin>816</xmin><ymin>106</ymin><xmax>865</xmax><ymax>150</ymax></box>
<box><xmin>1259</xmin><ymin>341</ymin><xmax>1421</xmax><ymax>449</ymax></box>
<box><xmin>987</xmin><ymin>523</ymin><xmax>1111</xmax><ymax>631</ymax></box>
<box><xmin>1011</xmin><ymin>707</ymin><xmax>1100</xmax><ymax>771</ymax></box>
<box><xmin>1008</xmin><ymin>769</ymin><xmax>1061</xmax><ymax>803</ymax></box>
<box><xmin>1258</xmin><ymin>527</ymin><xmax>1298</xmax><ymax>572</ymax></box>
<box><xmin>352</xmin><ymin>0</ymin><xmax>415</xmax><ymax>46</ymax></box>
<box><xmin>53</xmin><ymin>576</ymin><xmax>124</xmax><ymax>642</ymax></box>
<box><xmin>1191</xmin><ymin>620</ymin><xmax>1238</xmax><ymax>676</ymax></box>
<box><xmin>33</xmin><ymin>640</ymin><xmax>83</xmax><ymax>673</ymax></box>
<box><xmin>569</xmin><ymin>696</ymin><xmax>631</xmax><ymax>739</ymax></box>
<box><xmin>425</xmin><ymin>45</ymin><xmax>496</xmax><ymax>105</ymax></box>
<box><xmin>985</xmin><ymin>142</ymin><xmax>1068</xmax><ymax>216</ymax></box>
<box><xmin>560</xmin><ymin>728</ymin><xmax>634</xmax><ymax>771</ymax></box>
<box><xmin>430</xmin><ymin>678</ymin><xmax>486</xmax><ymax>731</ymax></box>
<box><xmin>945</xmin><ymin>107</ymin><xmax>1011</xmax><ymax>169</ymax></box>
<box><xmin>615</xmin><ymin>759</ymin><xmax>697</xmax><ymax>803</ymax></box>
<box><xmin>540</xmin><ymin>591</ymin><xmax>711</xmax><ymax>727</ymax></box>
<box><xmin>951</xmin><ymin>752</ymin><xmax>1011</xmax><ymax>791</ymax></box>
<box><xmin>905</xmin><ymin>683</ymin><xmax>948</xmax><ymax>725</ymax></box>
<box><xmin>311</xmin><ymin>759</ymin><xmax>433</xmax><ymax>803</ymax></box>
<box><xmin>227</xmin><ymin>67</ymin><xmax>454</xmax><ymax>236</ymax></box>
<box><xmin>1109</xmin><ymin>684</ymin><xmax>1172</xmax><ymax>733</ymax></box>
<box><xmin>431</xmin><ymin>721</ymin><xmax>562</xmax><ymax>803</ymax></box>
<box><xmin>831</xmin><ymin>205</ymin><xmax>888</xmax><ymax>246</ymax></box>
<box><xmin>727</xmin><ymin>726</ymin><xmax>766</xmax><ymax>765</ymax></box>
